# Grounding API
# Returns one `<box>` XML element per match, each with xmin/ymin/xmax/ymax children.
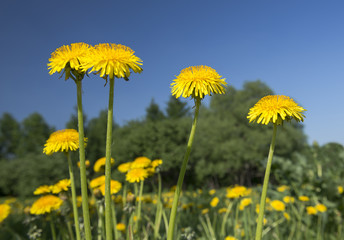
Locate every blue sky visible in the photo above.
<box><xmin>1</xmin><ymin>1</ymin><xmax>343</xmax><ymax>146</ymax></box>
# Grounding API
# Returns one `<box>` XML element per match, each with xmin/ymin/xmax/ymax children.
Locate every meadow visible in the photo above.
<box><xmin>0</xmin><ymin>43</ymin><xmax>343</xmax><ymax>240</ymax></box>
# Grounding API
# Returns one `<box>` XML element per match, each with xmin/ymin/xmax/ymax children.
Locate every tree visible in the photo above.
<box><xmin>0</xmin><ymin>113</ymin><xmax>21</xmax><ymax>159</ymax></box>
<box><xmin>145</xmin><ymin>99</ymin><xmax>165</xmax><ymax>122</ymax></box>
<box><xmin>166</xmin><ymin>96</ymin><xmax>190</xmax><ymax>119</ymax></box>
<box><xmin>16</xmin><ymin>112</ymin><xmax>53</xmax><ymax>156</ymax></box>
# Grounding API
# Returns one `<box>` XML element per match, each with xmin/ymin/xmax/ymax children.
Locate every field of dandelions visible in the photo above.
<box><xmin>0</xmin><ymin>43</ymin><xmax>343</xmax><ymax>240</ymax></box>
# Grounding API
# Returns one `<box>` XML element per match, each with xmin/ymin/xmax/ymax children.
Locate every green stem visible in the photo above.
<box><xmin>76</xmin><ymin>80</ymin><xmax>92</xmax><ymax>240</ymax></box>
<box><xmin>50</xmin><ymin>216</ymin><xmax>57</xmax><ymax>240</ymax></box>
<box><xmin>105</xmin><ymin>77</ymin><xmax>115</xmax><ymax>240</ymax></box>
<box><xmin>154</xmin><ymin>173</ymin><xmax>163</xmax><ymax>239</ymax></box>
<box><xmin>112</xmin><ymin>201</ymin><xmax>119</xmax><ymax>239</ymax></box>
<box><xmin>167</xmin><ymin>98</ymin><xmax>201</xmax><ymax>240</ymax></box>
<box><xmin>317</xmin><ymin>214</ymin><xmax>322</xmax><ymax>240</ymax></box>
<box><xmin>66</xmin><ymin>152</ymin><xmax>81</xmax><ymax>240</ymax></box>
<box><xmin>255</xmin><ymin>123</ymin><xmax>278</xmax><ymax>240</ymax></box>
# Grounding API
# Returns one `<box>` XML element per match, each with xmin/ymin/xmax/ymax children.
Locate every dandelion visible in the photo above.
<box><xmin>283</xmin><ymin>196</ymin><xmax>295</xmax><ymax>204</ymax></box>
<box><xmin>117</xmin><ymin>162</ymin><xmax>132</xmax><ymax>173</ymax></box>
<box><xmin>277</xmin><ymin>185</ymin><xmax>289</xmax><ymax>192</ymax></box>
<box><xmin>239</xmin><ymin>198</ymin><xmax>252</xmax><ymax>210</ymax></box>
<box><xmin>168</xmin><ymin>65</ymin><xmax>227</xmax><ymax>240</ymax></box>
<box><xmin>43</xmin><ymin>129</ymin><xmax>86</xmax><ymax>155</ymax></box>
<box><xmin>30</xmin><ymin>195</ymin><xmax>63</xmax><ymax>215</ymax></box>
<box><xmin>210</xmin><ymin>197</ymin><xmax>219</xmax><ymax>207</ymax></box>
<box><xmin>226</xmin><ymin>185</ymin><xmax>251</xmax><ymax>199</ymax></box>
<box><xmin>33</xmin><ymin>185</ymin><xmax>51</xmax><ymax>195</ymax></box>
<box><xmin>315</xmin><ymin>203</ymin><xmax>327</xmax><ymax>213</ymax></box>
<box><xmin>201</xmin><ymin>208</ymin><xmax>209</xmax><ymax>215</ymax></box>
<box><xmin>209</xmin><ymin>189</ymin><xmax>216</xmax><ymax>195</ymax></box>
<box><xmin>94</xmin><ymin>157</ymin><xmax>115</xmax><ymax>172</ymax></box>
<box><xmin>50</xmin><ymin>179</ymin><xmax>71</xmax><ymax>194</ymax></box>
<box><xmin>131</xmin><ymin>156</ymin><xmax>151</xmax><ymax>169</ymax></box>
<box><xmin>249</xmin><ymin>95</ymin><xmax>306</xmax><ymax>240</ymax></box>
<box><xmin>270</xmin><ymin>200</ymin><xmax>285</xmax><ymax>211</ymax></box>
<box><xmin>48</xmin><ymin>43</ymin><xmax>90</xmax><ymax>80</ymax></box>
<box><xmin>225</xmin><ymin>236</ymin><xmax>238</xmax><ymax>240</ymax></box>
<box><xmin>98</xmin><ymin>180</ymin><xmax>122</xmax><ymax>196</ymax></box>
<box><xmin>284</xmin><ymin>212</ymin><xmax>291</xmax><ymax>221</ymax></box>
<box><xmin>151</xmin><ymin>159</ymin><xmax>163</xmax><ymax>168</ymax></box>
<box><xmin>299</xmin><ymin>196</ymin><xmax>310</xmax><ymax>202</ymax></box>
<box><xmin>0</xmin><ymin>204</ymin><xmax>11</xmax><ymax>223</ymax></box>
<box><xmin>337</xmin><ymin>186</ymin><xmax>343</xmax><ymax>194</ymax></box>
<box><xmin>171</xmin><ymin>65</ymin><xmax>226</xmax><ymax>99</ymax></box>
<box><xmin>116</xmin><ymin>223</ymin><xmax>126</xmax><ymax>232</ymax></box>
<box><xmin>306</xmin><ymin>206</ymin><xmax>317</xmax><ymax>215</ymax></box>
<box><xmin>247</xmin><ymin>95</ymin><xmax>306</xmax><ymax>125</ymax></box>
<box><xmin>90</xmin><ymin>176</ymin><xmax>106</xmax><ymax>189</ymax></box>
<box><xmin>126</xmin><ymin>168</ymin><xmax>148</xmax><ymax>183</ymax></box>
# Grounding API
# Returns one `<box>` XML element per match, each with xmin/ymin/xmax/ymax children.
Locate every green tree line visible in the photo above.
<box><xmin>0</xmin><ymin>80</ymin><xmax>343</xmax><ymax>198</ymax></box>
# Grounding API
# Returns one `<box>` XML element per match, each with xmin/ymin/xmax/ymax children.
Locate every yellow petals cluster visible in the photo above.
<box><xmin>98</xmin><ymin>180</ymin><xmax>122</xmax><ymax>196</ymax></box>
<box><xmin>82</xmin><ymin>43</ymin><xmax>143</xmax><ymax>81</ymax></box>
<box><xmin>171</xmin><ymin>65</ymin><xmax>226</xmax><ymax>99</ymax></box>
<box><xmin>283</xmin><ymin>196</ymin><xmax>295</xmax><ymax>204</ymax></box>
<box><xmin>226</xmin><ymin>185</ymin><xmax>251</xmax><ymax>199</ymax></box>
<box><xmin>270</xmin><ymin>200</ymin><xmax>285</xmax><ymax>211</ymax></box>
<box><xmin>277</xmin><ymin>185</ymin><xmax>289</xmax><ymax>192</ymax></box>
<box><xmin>50</xmin><ymin>179</ymin><xmax>71</xmax><ymax>194</ymax></box>
<box><xmin>126</xmin><ymin>168</ymin><xmax>149</xmax><ymax>183</ymax></box>
<box><xmin>298</xmin><ymin>195</ymin><xmax>310</xmax><ymax>202</ymax></box>
<box><xmin>118</xmin><ymin>162</ymin><xmax>132</xmax><ymax>173</ymax></box>
<box><xmin>43</xmin><ymin>129</ymin><xmax>87</xmax><ymax>155</ymax></box>
<box><xmin>247</xmin><ymin>95</ymin><xmax>306</xmax><ymax>125</ymax></box>
<box><xmin>94</xmin><ymin>157</ymin><xmax>115</xmax><ymax>172</ymax></box>
<box><xmin>130</xmin><ymin>157</ymin><xmax>152</xmax><ymax>169</ymax></box>
<box><xmin>33</xmin><ymin>185</ymin><xmax>51</xmax><ymax>195</ymax></box>
<box><xmin>210</xmin><ymin>197</ymin><xmax>219</xmax><ymax>207</ymax></box>
<box><xmin>30</xmin><ymin>195</ymin><xmax>63</xmax><ymax>215</ymax></box>
<box><xmin>239</xmin><ymin>198</ymin><xmax>252</xmax><ymax>210</ymax></box>
<box><xmin>116</xmin><ymin>223</ymin><xmax>126</xmax><ymax>232</ymax></box>
<box><xmin>306</xmin><ymin>206</ymin><xmax>317</xmax><ymax>215</ymax></box>
<box><xmin>315</xmin><ymin>203</ymin><xmax>327</xmax><ymax>213</ymax></box>
<box><xmin>48</xmin><ymin>43</ymin><xmax>90</xmax><ymax>76</ymax></box>
<box><xmin>0</xmin><ymin>204</ymin><xmax>11</xmax><ymax>223</ymax></box>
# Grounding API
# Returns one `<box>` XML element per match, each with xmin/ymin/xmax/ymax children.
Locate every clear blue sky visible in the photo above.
<box><xmin>1</xmin><ymin>0</ymin><xmax>343</xmax><ymax>146</ymax></box>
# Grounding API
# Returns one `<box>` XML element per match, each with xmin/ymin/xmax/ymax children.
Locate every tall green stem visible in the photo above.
<box><xmin>76</xmin><ymin>80</ymin><xmax>92</xmax><ymax>240</ymax></box>
<box><xmin>105</xmin><ymin>77</ymin><xmax>115</xmax><ymax>240</ymax></box>
<box><xmin>167</xmin><ymin>98</ymin><xmax>201</xmax><ymax>240</ymax></box>
<box><xmin>66</xmin><ymin>152</ymin><xmax>81</xmax><ymax>240</ymax></box>
<box><xmin>255</xmin><ymin>123</ymin><xmax>278</xmax><ymax>240</ymax></box>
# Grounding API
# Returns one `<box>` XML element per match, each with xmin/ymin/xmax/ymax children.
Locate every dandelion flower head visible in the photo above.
<box><xmin>270</xmin><ymin>200</ymin><xmax>285</xmax><ymax>211</ymax></box>
<box><xmin>171</xmin><ymin>66</ymin><xmax>226</xmax><ymax>100</ymax></box>
<box><xmin>50</xmin><ymin>179</ymin><xmax>71</xmax><ymax>194</ymax></box>
<box><xmin>226</xmin><ymin>185</ymin><xmax>251</xmax><ymax>199</ymax></box>
<box><xmin>43</xmin><ymin>129</ymin><xmax>87</xmax><ymax>155</ymax></box>
<box><xmin>151</xmin><ymin>159</ymin><xmax>163</xmax><ymax>168</ymax></box>
<box><xmin>247</xmin><ymin>95</ymin><xmax>306</xmax><ymax>125</ymax></box>
<box><xmin>94</xmin><ymin>157</ymin><xmax>115</xmax><ymax>172</ymax></box>
<box><xmin>98</xmin><ymin>180</ymin><xmax>122</xmax><ymax>196</ymax></box>
<box><xmin>315</xmin><ymin>203</ymin><xmax>327</xmax><ymax>213</ymax></box>
<box><xmin>118</xmin><ymin>162</ymin><xmax>132</xmax><ymax>173</ymax></box>
<box><xmin>83</xmin><ymin>43</ymin><xmax>143</xmax><ymax>81</ymax></box>
<box><xmin>48</xmin><ymin>43</ymin><xmax>90</xmax><ymax>77</ymax></box>
<box><xmin>210</xmin><ymin>197</ymin><xmax>219</xmax><ymax>207</ymax></box>
<box><xmin>306</xmin><ymin>206</ymin><xmax>317</xmax><ymax>215</ymax></box>
<box><xmin>33</xmin><ymin>185</ymin><xmax>51</xmax><ymax>195</ymax></box>
<box><xmin>239</xmin><ymin>198</ymin><xmax>252</xmax><ymax>210</ymax></box>
<box><xmin>130</xmin><ymin>156</ymin><xmax>151</xmax><ymax>169</ymax></box>
<box><xmin>0</xmin><ymin>204</ymin><xmax>11</xmax><ymax>223</ymax></box>
<box><xmin>116</xmin><ymin>223</ymin><xmax>126</xmax><ymax>232</ymax></box>
<box><xmin>298</xmin><ymin>196</ymin><xmax>310</xmax><ymax>202</ymax></box>
<box><xmin>30</xmin><ymin>195</ymin><xmax>63</xmax><ymax>215</ymax></box>
<box><xmin>90</xmin><ymin>176</ymin><xmax>106</xmax><ymax>189</ymax></box>
<box><xmin>126</xmin><ymin>168</ymin><xmax>148</xmax><ymax>183</ymax></box>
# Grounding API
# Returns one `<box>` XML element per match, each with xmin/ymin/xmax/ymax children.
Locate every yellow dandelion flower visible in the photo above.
<box><xmin>82</xmin><ymin>43</ymin><xmax>143</xmax><ymax>81</ymax></box>
<box><xmin>30</xmin><ymin>195</ymin><xmax>63</xmax><ymax>215</ymax></box>
<box><xmin>98</xmin><ymin>180</ymin><xmax>122</xmax><ymax>196</ymax></box>
<box><xmin>225</xmin><ymin>236</ymin><xmax>238</xmax><ymax>240</ymax></box>
<box><xmin>298</xmin><ymin>196</ymin><xmax>310</xmax><ymax>202</ymax></box>
<box><xmin>90</xmin><ymin>175</ymin><xmax>106</xmax><ymax>189</ymax></box>
<box><xmin>94</xmin><ymin>157</ymin><xmax>115</xmax><ymax>172</ymax></box>
<box><xmin>283</xmin><ymin>196</ymin><xmax>295</xmax><ymax>204</ymax></box>
<box><xmin>116</xmin><ymin>223</ymin><xmax>126</xmax><ymax>232</ymax></box>
<box><xmin>171</xmin><ymin>65</ymin><xmax>226</xmax><ymax>99</ymax></box>
<box><xmin>226</xmin><ymin>185</ymin><xmax>251</xmax><ymax>199</ymax></box>
<box><xmin>50</xmin><ymin>179</ymin><xmax>71</xmax><ymax>194</ymax></box>
<box><xmin>209</xmin><ymin>189</ymin><xmax>216</xmax><ymax>195</ymax></box>
<box><xmin>0</xmin><ymin>204</ymin><xmax>11</xmax><ymax>223</ymax></box>
<box><xmin>131</xmin><ymin>156</ymin><xmax>151</xmax><ymax>169</ymax></box>
<box><xmin>247</xmin><ymin>95</ymin><xmax>306</xmax><ymax>125</ymax></box>
<box><xmin>33</xmin><ymin>185</ymin><xmax>51</xmax><ymax>195</ymax></box>
<box><xmin>277</xmin><ymin>185</ymin><xmax>289</xmax><ymax>192</ymax></box>
<box><xmin>48</xmin><ymin>43</ymin><xmax>90</xmax><ymax>79</ymax></box>
<box><xmin>315</xmin><ymin>203</ymin><xmax>327</xmax><ymax>213</ymax></box>
<box><xmin>338</xmin><ymin>186</ymin><xmax>343</xmax><ymax>194</ymax></box>
<box><xmin>283</xmin><ymin>212</ymin><xmax>291</xmax><ymax>221</ymax></box>
<box><xmin>77</xmin><ymin>160</ymin><xmax>90</xmax><ymax>168</ymax></box>
<box><xmin>306</xmin><ymin>206</ymin><xmax>317</xmax><ymax>215</ymax></box>
<box><xmin>239</xmin><ymin>198</ymin><xmax>252</xmax><ymax>210</ymax></box>
<box><xmin>201</xmin><ymin>208</ymin><xmax>209</xmax><ymax>215</ymax></box>
<box><xmin>43</xmin><ymin>129</ymin><xmax>87</xmax><ymax>155</ymax></box>
<box><xmin>218</xmin><ymin>207</ymin><xmax>227</xmax><ymax>214</ymax></box>
<box><xmin>126</xmin><ymin>168</ymin><xmax>148</xmax><ymax>183</ymax></box>
<box><xmin>270</xmin><ymin>200</ymin><xmax>285</xmax><ymax>211</ymax></box>
<box><xmin>118</xmin><ymin>162</ymin><xmax>132</xmax><ymax>173</ymax></box>
<box><xmin>151</xmin><ymin>159</ymin><xmax>163</xmax><ymax>168</ymax></box>
<box><xmin>210</xmin><ymin>197</ymin><xmax>219</xmax><ymax>207</ymax></box>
